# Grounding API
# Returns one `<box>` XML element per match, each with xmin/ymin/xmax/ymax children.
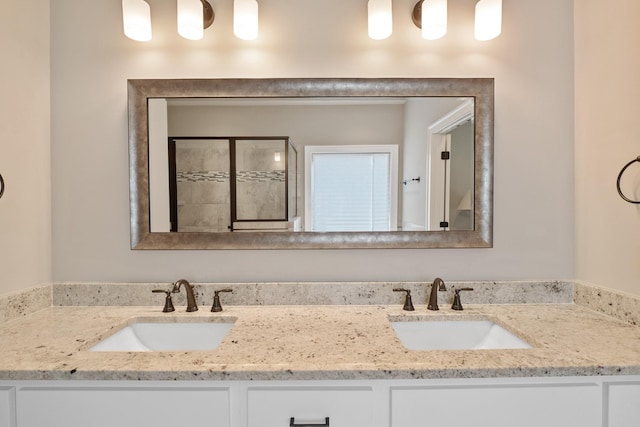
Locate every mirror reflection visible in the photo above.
<box><xmin>149</xmin><ymin>96</ymin><xmax>474</xmax><ymax>234</ymax></box>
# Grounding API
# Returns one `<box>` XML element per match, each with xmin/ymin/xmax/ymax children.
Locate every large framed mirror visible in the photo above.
<box><xmin>129</xmin><ymin>78</ymin><xmax>493</xmax><ymax>249</ymax></box>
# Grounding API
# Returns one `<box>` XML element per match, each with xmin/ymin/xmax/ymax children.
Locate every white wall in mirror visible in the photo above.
<box><xmin>49</xmin><ymin>0</ymin><xmax>576</xmax><ymax>284</ymax></box>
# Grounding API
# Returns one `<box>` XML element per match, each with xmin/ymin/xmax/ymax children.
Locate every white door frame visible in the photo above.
<box><xmin>426</xmin><ymin>101</ymin><xmax>474</xmax><ymax>231</ymax></box>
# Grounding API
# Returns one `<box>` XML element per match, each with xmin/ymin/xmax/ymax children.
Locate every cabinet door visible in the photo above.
<box><xmin>17</xmin><ymin>386</ymin><xmax>229</xmax><ymax>427</ymax></box>
<box><xmin>0</xmin><ymin>387</ymin><xmax>15</xmax><ymax>427</ymax></box>
<box><xmin>607</xmin><ymin>382</ymin><xmax>640</xmax><ymax>427</ymax></box>
<box><xmin>248</xmin><ymin>387</ymin><xmax>376</xmax><ymax>427</ymax></box>
<box><xmin>391</xmin><ymin>383</ymin><xmax>601</xmax><ymax>427</ymax></box>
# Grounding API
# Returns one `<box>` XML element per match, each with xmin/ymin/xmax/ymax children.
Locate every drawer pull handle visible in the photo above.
<box><xmin>290</xmin><ymin>417</ymin><xmax>329</xmax><ymax>427</ymax></box>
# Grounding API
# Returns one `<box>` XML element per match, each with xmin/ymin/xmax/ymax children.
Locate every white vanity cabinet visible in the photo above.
<box><xmin>0</xmin><ymin>387</ymin><xmax>15</xmax><ymax>427</ymax></box>
<box><xmin>3</xmin><ymin>376</ymin><xmax>640</xmax><ymax>427</ymax></box>
<box><xmin>606</xmin><ymin>381</ymin><xmax>640</xmax><ymax>427</ymax></box>
<box><xmin>15</xmin><ymin>385</ymin><xmax>230</xmax><ymax>427</ymax></box>
<box><xmin>391</xmin><ymin>380</ymin><xmax>601</xmax><ymax>427</ymax></box>
<box><xmin>247</xmin><ymin>386</ymin><xmax>382</xmax><ymax>427</ymax></box>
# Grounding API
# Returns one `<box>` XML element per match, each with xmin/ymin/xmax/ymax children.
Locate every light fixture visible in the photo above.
<box><xmin>368</xmin><ymin>0</ymin><xmax>393</xmax><ymax>40</ymax></box>
<box><xmin>274</xmin><ymin>152</ymin><xmax>281</xmax><ymax>162</ymax></box>
<box><xmin>122</xmin><ymin>0</ymin><xmax>152</xmax><ymax>42</ymax></box>
<box><xmin>234</xmin><ymin>0</ymin><xmax>259</xmax><ymax>41</ymax></box>
<box><xmin>177</xmin><ymin>0</ymin><xmax>215</xmax><ymax>40</ymax></box>
<box><xmin>412</xmin><ymin>0</ymin><xmax>447</xmax><ymax>40</ymax></box>
<box><xmin>475</xmin><ymin>0</ymin><xmax>502</xmax><ymax>41</ymax></box>
<box><xmin>410</xmin><ymin>0</ymin><xmax>502</xmax><ymax>42</ymax></box>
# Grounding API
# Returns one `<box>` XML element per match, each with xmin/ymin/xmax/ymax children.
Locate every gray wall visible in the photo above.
<box><xmin>50</xmin><ymin>0</ymin><xmax>575</xmax><ymax>283</ymax></box>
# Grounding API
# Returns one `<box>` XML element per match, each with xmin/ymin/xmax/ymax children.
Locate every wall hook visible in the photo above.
<box><xmin>0</xmin><ymin>174</ymin><xmax>5</xmax><ymax>199</ymax></box>
<box><xmin>616</xmin><ymin>156</ymin><xmax>640</xmax><ymax>204</ymax></box>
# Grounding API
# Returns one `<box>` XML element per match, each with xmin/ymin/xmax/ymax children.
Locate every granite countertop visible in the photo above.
<box><xmin>0</xmin><ymin>304</ymin><xmax>639</xmax><ymax>381</ymax></box>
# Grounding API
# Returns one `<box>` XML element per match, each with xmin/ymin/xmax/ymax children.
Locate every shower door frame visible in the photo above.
<box><xmin>168</xmin><ymin>136</ymin><xmax>295</xmax><ymax>232</ymax></box>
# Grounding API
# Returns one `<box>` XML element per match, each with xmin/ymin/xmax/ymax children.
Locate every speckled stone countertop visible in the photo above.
<box><xmin>0</xmin><ymin>303</ymin><xmax>639</xmax><ymax>381</ymax></box>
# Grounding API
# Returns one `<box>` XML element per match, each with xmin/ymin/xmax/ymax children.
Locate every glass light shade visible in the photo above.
<box><xmin>234</xmin><ymin>0</ymin><xmax>259</xmax><ymax>41</ymax></box>
<box><xmin>368</xmin><ymin>0</ymin><xmax>393</xmax><ymax>40</ymax></box>
<box><xmin>475</xmin><ymin>0</ymin><xmax>502</xmax><ymax>41</ymax></box>
<box><xmin>422</xmin><ymin>0</ymin><xmax>447</xmax><ymax>40</ymax></box>
<box><xmin>178</xmin><ymin>0</ymin><xmax>204</xmax><ymax>40</ymax></box>
<box><xmin>122</xmin><ymin>0</ymin><xmax>152</xmax><ymax>42</ymax></box>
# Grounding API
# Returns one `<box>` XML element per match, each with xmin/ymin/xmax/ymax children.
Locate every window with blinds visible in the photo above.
<box><xmin>305</xmin><ymin>145</ymin><xmax>399</xmax><ymax>232</ymax></box>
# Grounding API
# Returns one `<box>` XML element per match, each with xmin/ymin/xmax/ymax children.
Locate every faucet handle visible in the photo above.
<box><xmin>211</xmin><ymin>289</ymin><xmax>233</xmax><ymax>312</ymax></box>
<box><xmin>393</xmin><ymin>288</ymin><xmax>415</xmax><ymax>311</ymax></box>
<box><xmin>152</xmin><ymin>289</ymin><xmax>176</xmax><ymax>313</ymax></box>
<box><xmin>451</xmin><ymin>287</ymin><xmax>474</xmax><ymax>311</ymax></box>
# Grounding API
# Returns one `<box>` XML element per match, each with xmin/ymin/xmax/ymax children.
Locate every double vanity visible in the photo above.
<box><xmin>0</xmin><ymin>280</ymin><xmax>639</xmax><ymax>426</ymax></box>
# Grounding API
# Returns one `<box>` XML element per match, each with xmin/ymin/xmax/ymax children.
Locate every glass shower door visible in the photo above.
<box><xmin>234</xmin><ymin>139</ymin><xmax>288</xmax><ymax>223</ymax></box>
<box><xmin>171</xmin><ymin>138</ymin><xmax>231</xmax><ymax>232</ymax></box>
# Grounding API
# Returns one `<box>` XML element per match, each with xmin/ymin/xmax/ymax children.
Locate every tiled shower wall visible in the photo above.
<box><xmin>235</xmin><ymin>140</ymin><xmax>287</xmax><ymax>220</ymax></box>
<box><xmin>175</xmin><ymin>139</ymin><xmax>294</xmax><ymax>231</ymax></box>
<box><xmin>176</xmin><ymin>140</ymin><xmax>230</xmax><ymax>232</ymax></box>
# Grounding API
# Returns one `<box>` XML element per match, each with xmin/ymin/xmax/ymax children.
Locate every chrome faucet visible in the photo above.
<box><xmin>172</xmin><ymin>279</ymin><xmax>198</xmax><ymax>312</ymax></box>
<box><xmin>427</xmin><ymin>277</ymin><xmax>447</xmax><ymax>311</ymax></box>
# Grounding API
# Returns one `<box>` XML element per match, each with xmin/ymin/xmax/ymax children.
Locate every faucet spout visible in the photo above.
<box><xmin>172</xmin><ymin>279</ymin><xmax>198</xmax><ymax>312</ymax></box>
<box><xmin>427</xmin><ymin>277</ymin><xmax>446</xmax><ymax>311</ymax></box>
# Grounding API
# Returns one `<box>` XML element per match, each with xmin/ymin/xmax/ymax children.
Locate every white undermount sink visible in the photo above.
<box><xmin>390</xmin><ymin>319</ymin><xmax>532</xmax><ymax>350</ymax></box>
<box><xmin>89</xmin><ymin>320</ymin><xmax>235</xmax><ymax>352</ymax></box>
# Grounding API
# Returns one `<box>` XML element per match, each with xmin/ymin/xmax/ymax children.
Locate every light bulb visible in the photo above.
<box><xmin>475</xmin><ymin>0</ymin><xmax>502</xmax><ymax>41</ymax></box>
<box><xmin>368</xmin><ymin>0</ymin><xmax>393</xmax><ymax>40</ymax></box>
<box><xmin>234</xmin><ymin>0</ymin><xmax>259</xmax><ymax>41</ymax></box>
<box><xmin>122</xmin><ymin>0</ymin><xmax>152</xmax><ymax>42</ymax></box>
<box><xmin>422</xmin><ymin>0</ymin><xmax>447</xmax><ymax>40</ymax></box>
<box><xmin>178</xmin><ymin>0</ymin><xmax>204</xmax><ymax>40</ymax></box>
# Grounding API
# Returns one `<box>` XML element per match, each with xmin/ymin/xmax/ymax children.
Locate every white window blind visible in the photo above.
<box><xmin>310</xmin><ymin>152</ymin><xmax>391</xmax><ymax>232</ymax></box>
